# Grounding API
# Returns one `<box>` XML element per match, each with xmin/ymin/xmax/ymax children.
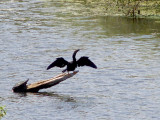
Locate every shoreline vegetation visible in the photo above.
<box><xmin>0</xmin><ymin>106</ymin><xmax>6</xmax><ymax>119</ymax></box>
<box><xmin>75</xmin><ymin>0</ymin><xmax>160</xmax><ymax>18</ymax></box>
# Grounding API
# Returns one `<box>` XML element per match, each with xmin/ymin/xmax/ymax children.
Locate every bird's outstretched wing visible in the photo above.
<box><xmin>47</xmin><ymin>57</ymin><xmax>68</xmax><ymax>70</ymax></box>
<box><xmin>77</xmin><ymin>56</ymin><xmax>97</xmax><ymax>69</ymax></box>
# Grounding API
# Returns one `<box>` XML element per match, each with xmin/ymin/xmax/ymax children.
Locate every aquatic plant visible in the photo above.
<box><xmin>0</xmin><ymin>106</ymin><xmax>6</xmax><ymax>119</ymax></box>
<box><xmin>76</xmin><ymin>0</ymin><xmax>160</xmax><ymax>18</ymax></box>
<box><xmin>117</xmin><ymin>0</ymin><xmax>160</xmax><ymax>17</ymax></box>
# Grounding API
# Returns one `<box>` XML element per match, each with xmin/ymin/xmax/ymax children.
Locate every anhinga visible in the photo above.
<box><xmin>47</xmin><ymin>49</ymin><xmax>97</xmax><ymax>73</ymax></box>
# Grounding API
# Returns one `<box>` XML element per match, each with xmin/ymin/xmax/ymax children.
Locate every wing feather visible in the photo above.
<box><xmin>47</xmin><ymin>57</ymin><xmax>68</xmax><ymax>70</ymax></box>
<box><xmin>77</xmin><ymin>56</ymin><xmax>97</xmax><ymax>69</ymax></box>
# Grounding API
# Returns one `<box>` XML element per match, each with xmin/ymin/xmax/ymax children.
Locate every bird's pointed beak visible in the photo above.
<box><xmin>76</xmin><ymin>49</ymin><xmax>80</xmax><ymax>52</ymax></box>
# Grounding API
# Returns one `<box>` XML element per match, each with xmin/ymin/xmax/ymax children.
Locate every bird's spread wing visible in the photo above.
<box><xmin>77</xmin><ymin>56</ymin><xmax>97</xmax><ymax>69</ymax></box>
<box><xmin>47</xmin><ymin>57</ymin><xmax>68</xmax><ymax>70</ymax></box>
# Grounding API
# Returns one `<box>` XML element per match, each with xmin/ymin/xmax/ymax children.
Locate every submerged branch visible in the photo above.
<box><xmin>12</xmin><ymin>71</ymin><xmax>78</xmax><ymax>93</ymax></box>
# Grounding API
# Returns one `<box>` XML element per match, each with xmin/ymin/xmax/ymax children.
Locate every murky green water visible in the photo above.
<box><xmin>0</xmin><ymin>0</ymin><xmax>160</xmax><ymax>120</ymax></box>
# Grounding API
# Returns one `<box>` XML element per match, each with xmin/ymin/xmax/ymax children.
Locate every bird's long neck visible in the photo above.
<box><xmin>72</xmin><ymin>49</ymin><xmax>79</xmax><ymax>62</ymax></box>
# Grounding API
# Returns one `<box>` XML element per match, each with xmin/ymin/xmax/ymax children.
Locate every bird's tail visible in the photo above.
<box><xmin>62</xmin><ymin>69</ymin><xmax>67</xmax><ymax>73</ymax></box>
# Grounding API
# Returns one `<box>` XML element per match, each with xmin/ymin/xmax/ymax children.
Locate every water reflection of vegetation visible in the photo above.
<box><xmin>99</xmin><ymin>16</ymin><xmax>160</xmax><ymax>36</ymax></box>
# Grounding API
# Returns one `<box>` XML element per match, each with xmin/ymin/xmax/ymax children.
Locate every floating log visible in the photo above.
<box><xmin>12</xmin><ymin>71</ymin><xmax>78</xmax><ymax>93</ymax></box>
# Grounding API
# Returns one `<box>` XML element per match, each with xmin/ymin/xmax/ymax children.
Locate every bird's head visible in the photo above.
<box><xmin>75</xmin><ymin>49</ymin><xmax>80</xmax><ymax>53</ymax></box>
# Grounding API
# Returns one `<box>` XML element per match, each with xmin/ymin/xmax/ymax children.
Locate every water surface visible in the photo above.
<box><xmin>0</xmin><ymin>0</ymin><xmax>160</xmax><ymax>120</ymax></box>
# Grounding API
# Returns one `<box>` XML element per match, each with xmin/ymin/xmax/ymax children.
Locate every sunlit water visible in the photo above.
<box><xmin>0</xmin><ymin>0</ymin><xmax>160</xmax><ymax>120</ymax></box>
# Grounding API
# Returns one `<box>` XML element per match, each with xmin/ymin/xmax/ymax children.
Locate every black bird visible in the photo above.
<box><xmin>47</xmin><ymin>49</ymin><xmax>97</xmax><ymax>73</ymax></box>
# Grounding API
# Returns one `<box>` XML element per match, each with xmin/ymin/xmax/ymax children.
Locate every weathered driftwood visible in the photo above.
<box><xmin>12</xmin><ymin>71</ymin><xmax>78</xmax><ymax>92</ymax></box>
